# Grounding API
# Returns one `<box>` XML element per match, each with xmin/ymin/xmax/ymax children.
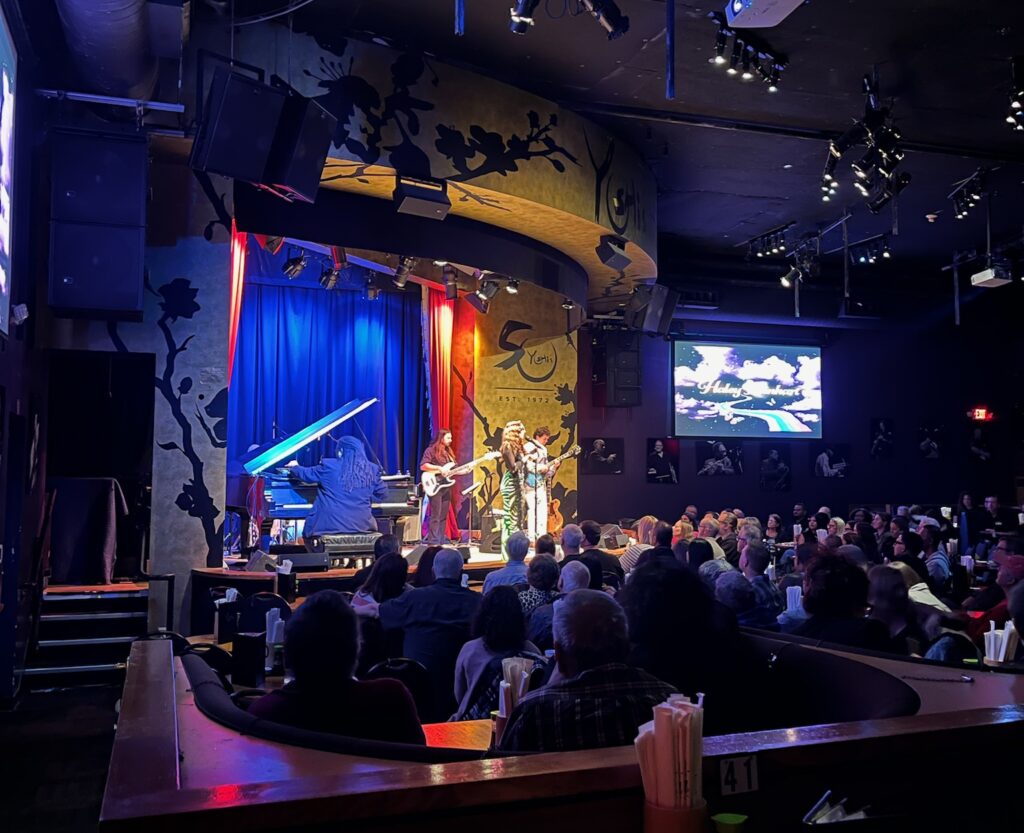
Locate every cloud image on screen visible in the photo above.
<box><xmin>673</xmin><ymin>341</ymin><xmax>822</xmax><ymax>438</ymax></box>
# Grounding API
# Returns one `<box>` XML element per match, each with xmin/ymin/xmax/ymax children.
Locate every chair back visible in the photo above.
<box><xmin>238</xmin><ymin>592</ymin><xmax>292</xmax><ymax>632</ymax></box>
<box><xmin>457</xmin><ymin>650</ymin><xmax>548</xmax><ymax>721</ymax></box>
<box><xmin>364</xmin><ymin>658</ymin><xmax>433</xmax><ymax>721</ymax></box>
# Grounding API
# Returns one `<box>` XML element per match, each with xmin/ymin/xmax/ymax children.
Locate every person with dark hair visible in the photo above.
<box><xmin>765</xmin><ymin>513</ymin><xmax>783</xmax><ymax>543</ymax></box>
<box><xmin>285</xmin><ymin>436</ymin><xmax>388</xmax><ymax>537</ymax></box>
<box><xmin>823</xmin><ymin>534</ymin><xmax>843</xmax><ymax>553</ymax></box>
<box><xmin>686</xmin><ymin>538</ymin><xmax>715</xmax><ymax>571</ymax></box>
<box><xmin>965</xmin><ymin>537</ymin><xmax>1024</xmax><ymax>644</ymax></box>
<box><xmin>358</xmin><ymin>549</ymin><xmax>480</xmax><ymax>721</ymax></box>
<box><xmin>740</xmin><ymin>542</ymin><xmax>783</xmax><ymax>617</ymax></box>
<box><xmin>535</xmin><ymin>533</ymin><xmax>557</xmax><ymax>557</ymax></box>
<box><xmin>633</xmin><ymin>521</ymin><xmax>677</xmax><ymax>571</ymax></box>
<box><xmin>717</xmin><ymin>512</ymin><xmax>740</xmax><ymax>568</ymax></box>
<box><xmin>579</xmin><ymin>519</ymin><xmax>625</xmax><ymax>582</ymax></box>
<box><xmin>411</xmin><ymin>546</ymin><xmax>441</xmax><ymax>588</ymax></box>
<box><xmin>519</xmin><ymin>553</ymin><xmax>560</xmax><ymax>617</ymax></box>
<box><xmin>867</xmin><ymin>565</ymin><xmax>926</xmax><ymax>655</ymax></box>
<box><xmin>671</xmin><ymin>538</ymin><xmax>690</xmax><ymax>569</ymax></box>
<box><xmin>452</xmin><ymin>586</ymin><xmax>539</xmax><ymax>720</ymax></box>
<box><xmin>789</xmin><ymin>502</ymin><xmax>809</xmax><ymax>540</ymax></box>
<box><xmin>619</xmin><ymin>562</ymin><xmax>758</xmax><ymax>735</ymax></box>
<box><xmin>249</xmin><ymin>590</ymin><xmax>425</xmax><ymax>744</ymax></box>
<box><xmin>353</xmin><ymin>554</ymin><xmax>409</xmax><ymax>675</ymax></box>
<box><xmin>354</xmin><ymin>553</ymin><xmax>409</xmax><ymax>606</ymax></box>
<box><xmin>795</xmin><ymin>555</ymin><xmax>891</xmax><ymax>651</ymax></box>
<box><xmin>854</xmin><ymin>522</ymin><xmax>880</xmax><ymax>564</ymax></box>
<box><xmin>526</xmin><ymin>561</ymin><xmax>591</xmax><ymax>651</ymax></box>
<box><xmin>498</xmin><ymin>590</ymin><xmax>676</xmax><ymax>752</ymax></box>
<box><xmin>780</xmin><ymin>542</ymin><xmax>820</xmax><ymax>590</ymax></box>
<box><xmin>884</xmin><ymin>515</ymin><xmax>909</xmax><ymax>561</ymax></box>
<box><xmin>580</xmin><ymin>553</ymin><xmax>606</xmax><ymax>591</ymax></box>
<box><xmin>980</xmin><ymin>496</ymin><xmax>1021</xmax><ymax>553</ymax></box>
<box><xmin>956</xmin><ymin>492</ymin><xmax>986</xmax><ymax>556</ymax></box>
<box><xmin>919</xmin><ymin>525</ymin><xmax>950</xmax><ymax>589</ymax></box>
<box><xmin>350</xmin><ymin>533</ymin><xmax>405</xmax><ymax>589</ymax></box>
<box><xmin>420</xmin><ymin>428</ymin><xmax>457</xmax><ymax>545</ymax></box>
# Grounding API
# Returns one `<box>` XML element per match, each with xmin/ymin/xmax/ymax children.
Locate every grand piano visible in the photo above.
<box><xmin>231</xmin><ymin>398</ymin><xmax>420</xmax><ymax>564</ymax></box>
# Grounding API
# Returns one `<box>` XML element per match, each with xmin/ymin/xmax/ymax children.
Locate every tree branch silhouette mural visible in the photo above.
<box><xmin>108</xmin><ymin>275</ymin><xmax>225</xmax><ymax>564</ymax></box>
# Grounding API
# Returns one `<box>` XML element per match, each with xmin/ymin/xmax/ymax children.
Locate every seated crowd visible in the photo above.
<box><xmin>248</xmin><ymin>493</ymin><xmax>1023</xmax><ymax>756</ymax></box>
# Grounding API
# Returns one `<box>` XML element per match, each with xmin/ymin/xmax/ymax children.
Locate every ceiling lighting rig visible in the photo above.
<box><xmin>949</xmin><ymin>169</ymin><xmax>987</xmax><ymax>220</ymax></box>
<box><xmin>508</xmin><ymin>0</ymin><xmax>628</xmax><ymax>39</ymax></box>
<box><xmin>1006</xmin><ymin>56</ymin><xmax>1024</xmax><ymax>131</ymax></box>
<box><xmin>745</xmin><ymin>223</ymin><xmax>794</xmax><ymax>259</ymax></box>
<box><xmin>848</xmin><ymin>233</ymin><xmax>892</xmax><ymax>265</ymax></box>
<box><xmin>820</xmin><ymin>74</ymin><xmax>910</xmax><ymax>213</ymax></box>
<box><xmin>707</xmin><ymin>13</ymin><xmax>786</xmax><ymax>93</ymax></box>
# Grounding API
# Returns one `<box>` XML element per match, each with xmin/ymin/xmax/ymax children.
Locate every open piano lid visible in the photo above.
<box><xmin>241</xmin><ymin>397</ymin><xmax>378</xmax><ymax>475</ymax></box>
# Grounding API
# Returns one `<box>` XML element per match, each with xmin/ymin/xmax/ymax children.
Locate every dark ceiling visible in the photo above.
<box><xmin>271</xmin><ymin>0</ymin><xmax>1024</xmax><ymax>285</ymax></box>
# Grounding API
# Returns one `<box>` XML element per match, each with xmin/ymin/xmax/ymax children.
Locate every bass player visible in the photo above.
<box><xmin>420</xmin><ymin>429</ymin><xmax>457</xmax><ymax>544</ymax></box>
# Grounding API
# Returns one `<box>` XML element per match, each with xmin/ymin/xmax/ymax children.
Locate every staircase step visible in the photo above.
<box><xmin>23</xmin><ymin>662</ymin><xmax>127</xmax><ymax>676</ymax></box>
<box><xmin>38</xmin><ymin>636</ymin><xmax>137</xmax><ymax>648</ymax></box>
<box><xmin>40</xmin><ymin>612</ymin><xmax>147</xmax><ymax>622</ymax></box>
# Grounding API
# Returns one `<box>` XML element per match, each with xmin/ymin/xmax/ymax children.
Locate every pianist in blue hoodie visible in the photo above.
<box><xmin>286</xmin><ymin>436</ymin><xmax>388</xmax><ymax>535</ymax></box>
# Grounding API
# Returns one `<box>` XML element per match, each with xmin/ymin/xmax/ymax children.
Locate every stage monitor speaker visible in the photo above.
<box><xmin>479</xmin><ymin>510</ymin><xmax>503</xmax><ymax>554</ymax></box>
<box><xmin>48</xmin><ymin>221</ymin><xmax>145</xmax><ymax>317</ymax></box>
<box><xmin>600</xmin><ymin>524</ymin><xmax>629</xmax><ymax>549</ymax></box>
<box><xmin>51</xmin><ymin>132</ymin><xmax>148</xmax><ymax>227</ymax></box>
<box><xmin>592</xmin><ymin>331</ymin><xmax>641</xmax><ymax>408</ymax></box>
<box><xmin>263</xmin><ymin>93</ymin><xmax>338</xmax><ymax>203</ymax></box>
<box><xmin>190</xmin><ymin>66</ymin><xmax>287</xmax><ymax>183</ymax></box>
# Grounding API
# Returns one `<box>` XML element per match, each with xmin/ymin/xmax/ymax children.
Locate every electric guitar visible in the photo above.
<box><xmin>421</xmin><ymin>451</ymin><xmax>502</xmax><ymax>497</ymax></box>
<box><xmin>523</xmin><ymin>444</ymin><xmax>581</xmax><ymax>489</ymax></box>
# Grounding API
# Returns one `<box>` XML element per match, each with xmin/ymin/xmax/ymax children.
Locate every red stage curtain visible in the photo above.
<box><xmin>227</xmin><ymin>221</ymin><xmax>246</xmax><ymax>387</ymax></box>
<box><xmin>426</xmin><ymin>287</ymin><xmax>460</xmax><ymax>539</ymax></box>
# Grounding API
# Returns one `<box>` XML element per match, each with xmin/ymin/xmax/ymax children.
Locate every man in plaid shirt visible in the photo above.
<box><xmin>740</xmin><ymin>542</ymin><xmax>784</xmax><ymax>617</ymax></box>
<box><xmin>497</xmin><ymin>590</ymin><xmax>676</xmax><ymax>753</ymax></box>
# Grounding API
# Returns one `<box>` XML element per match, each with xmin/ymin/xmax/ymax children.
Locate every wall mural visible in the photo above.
<box><xmin>238</xmin><ymin>25</ymin><xmax>656</xmax><ymax>258</ymax></box>
<box><xmin>457</xmin><ymin>282</ymin><xmax>579</xmax><ymax>536</ymax></box>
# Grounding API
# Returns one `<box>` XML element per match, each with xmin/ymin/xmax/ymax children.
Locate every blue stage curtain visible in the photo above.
<box><xmin>227</xmin><ymin>281</ymin><xmax>428</xmax><ymax>476</ymax></box>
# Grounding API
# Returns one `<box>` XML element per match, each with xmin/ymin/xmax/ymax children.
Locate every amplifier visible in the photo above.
<box><xmin>286</xmin><ymin>552</ymin><xmax>331</xmax><ymax>572</ymax></box>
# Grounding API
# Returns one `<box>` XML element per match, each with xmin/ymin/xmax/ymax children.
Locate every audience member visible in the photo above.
<box><xmin>696</xmin><ymin>516</ymin><xmax>727</xmax><ymax>561</ymax></box>
<box><xmin>765</xmin><ymin>513</ymin><xmax>783</xmax><ymax>542</ymax></box>
<box><xmin>795</xmin><ymin>555</ymin><xmax>891</xmax><ymax>651</ymax></box>
<box><xmin>919</xmin><ymin>525</ymin><xmax>951</xmax><ymax>589</ymax></box>
<box><xmin>579</xmin><ymin>520</ymin><xmax>626</xmax><ymax>581</ymax></box>
<box><xmin>618</xmin><ymin>562</ymin><xmax>758</xmax><ymax>734</ymax></box>
<box><xmin>779</xmin><ymin>542</ymin><xmax>820</xmax><ymax>590</ymax></box>
<box><xmin>452</xmin><ymin>586</ymin><xmax>540</xmax><ymax>720</ymax></box>
<box><xmin>518</xmin><ymin>553</ymin><xmax>560</xmax><ymax>617</ymax></box>
<box><xmin>854</xmin><ymin>522</ymin><xmax>881</xmax><ymax>564</ymax></box>
<box><xmin>823</xmin><ymin>534</ymin><xmax>843</xmax><ymax>552</ymax></box>
<box><xmin>956</xmin><ymin>491</ymin><xmax>987</xmax><ymax>555</ymax></box>
<box><xmin>889</xmin><ymin>561</ymin><xmax>950</xmax><ymax>614</ymax></box>
<box><xmin>868</xmin><ymin>565</ymin><xmax>926</xmax><ymax>655</ymax></box>
<box><xmin>716</xmin><ymin>572</ymin><xmax>779</xmax><ymax>630</ymax></box>
<box><xmin>535</xmin><ymin>534</ymin><xmax>557</xmax><ymax>557</ymax></box>
<box><xmin>836</xmin><ymin>544</ymin><xmax>869</xmax><ymax>572</ymax></box>
<box><xmin>790</xmin><ymin>502</ymin><xmax>810</xmax><ymax>539</ymax></box>
<box><xmin>827</xmin><ymin>517</ymin><xmax>847</xmax><ymax>537</ymax></box>
<box><xmin>965</xmin><ymin>537</ymin><xmax>1024</xmax><ymax>644</ymax></box>
<box><xmin>361</xmin><ymin>548</ymin><xmax>480</xmax><ymax>721</ymax></box>
<box><xmin>671</xmin><ymin>538</ymin><xmax>690</xmax><ymax>569</ymax></box>
<box><xmin>673</xmin><ymin>516</ymin><xmax>695</xmax><ymax>544</ymax></box>
<box><xmin>717</xmin><ymin>512</ymin><xmax>740</xmax><ymax>567</ymax></box>
<box><xmin>559</xmin><ymin>523</ymin><xmax>585</xmax><ymax>563</ymax></box>
<box><xmin>980</xmin><ymin>495</ymin><xmax>1021</xmax><ymax>553</ymax></box>
<box><xmin>352</xmin><ymin>553</ymin><xmax>409</xmax><ymax>674</ymax></box>
<box><xmin>498</xmin><ymin>590</ymin><xmax>677</xmax><ymax>752</ymax></box>
<box><xmin>249</xmin><ymin>590</ymin><xmax>425</xmax><ymax>744</ymax></box>
<box><xmin>412</xmin><ymin>546</ymin><xmax>441</xmax><ymax>588</ymax></box>
<box><xmin>580</xmin><ymin>552</ymin><xmax>607</xmax><ymax>591</ymax></box>
<box><xmin>686</xmin><ymin>538</ymin><xmax>715</xmax><ymax>572</ymax></box>
<box><xmin>620</xmin><ymin>515</ymin><xmax>658</xmax><ymax>573</ymax></box>
<box><xmin>483</xmin><ymin>530</ymin><xmax>530</xmax><ymax>593</ymax></box>
<box><xmin>683</xmin><ymin>504</ymin><xmax>700</xmax><ymax>525</ymax></box>
<box><xmin>350</xmin><ymin>533</ymin><xmax>404</xmax><ymax>587</ymax></box>
<box><xmin>698</xmin><ymin>557</ymin><xmax>735</xmax><ymax>591</ymax></box>
<box><xmin>526</xmin><ymin>560</ymin><xmax>591</xmax><ymax>651</ymax></box>
<box><xmin>740</xmin><ymin>543</ymin><xmax>783</xmax><ymax>617</ymax></box>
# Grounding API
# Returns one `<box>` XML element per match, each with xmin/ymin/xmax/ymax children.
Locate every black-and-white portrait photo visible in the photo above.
<box><xmin>646</xmin><ymin>438</ymin><xmax>679</xmax><ymax>484</ymax></box>
<box><xmin>582</xmin><ymin>437</ymin><xmax>624</xmax><ymax>475</ymax></box>
<box><xmin>696</xmin><ymin>440</ymin><xmax>743</xmax><ymax>477</ymax></box>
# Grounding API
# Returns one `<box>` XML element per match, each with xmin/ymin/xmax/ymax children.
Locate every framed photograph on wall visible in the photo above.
<box><xmin>758</xmin><ymin>443</ymin><xmax>791</xmax><ymax>491</ymax></box>
<box><xmin>696</xmin><ymin>440</ymin><xmax>743</xmax><ymax>476</ymax></box>
<box><xmin>869</xmin><ymin>418</ymin><xmax>894</xmax><ymax>459</ymax></box>
<box><xmin>582</xmin><ymin>437</ymin><xmax>624</xmax><ymax>475</ymax></box>
<box><xmin>646</xmin><ymin>438</ymin><xmax>679</xmax><ymax>484</ymax></box>
<box><xmin>917</xmin><ymin>425</ymin><xmax>943</xmax><ymax>460</ymax></box>
<box><xmin>810</xmin><ymin>443</ymin><xmax>850</xmax><ymax>478</ymax></box>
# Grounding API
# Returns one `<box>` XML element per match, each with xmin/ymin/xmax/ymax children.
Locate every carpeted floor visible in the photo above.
<box><xmin>0</xmin><ymin>685</ymin><xmax>120</xmax><ymax>833</ymax></box>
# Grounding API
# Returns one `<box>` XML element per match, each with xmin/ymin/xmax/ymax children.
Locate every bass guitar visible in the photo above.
<box><xmin>523</xmin><ymin>444</ymin><xmax>581</xmax><ymax>489</ymax></box>
<box><xmin>421</xmin><ymin>451</ymin><xmax>502</xmax><ymax>497</ymax></box>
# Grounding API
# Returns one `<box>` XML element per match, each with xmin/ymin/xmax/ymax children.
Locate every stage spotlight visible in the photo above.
<box><xmin>319</xmin><ymin>263</ymin><xmax>340</xmax><ymax>290</ymax></box>
<box><xmin>780</xmin><ymin>266</ymin><xmax>801</xmax><ymax>288</ymax></box>
<box><xmin>727</xmin><ymin>39</ymin><xmax>743</xmax><ymax>75</ymax></box>
<box><xmin>442</xmin><ymin>264</ymin><xmax>458</xmax><ymax>301</ymax></box>
<box><xmin>392</xmin><ymin>255</ymin><xmax>416</xmax><ymax>288</ymax></box>
<box><xmin>740</xmin><ymin>48</ymin><xmax>755</xmax><ymax>81</ymax></box>
<box><xmin>561</xmin><ymin>298</ymin><xmax>575</xmax><ymax>310</ymax></box>
<box><xmin>580</xmin><ymin>0</ymin><xmax>629</xmax><ymax>40</ymax></box>
<box><xmin>476</xmin><ymin>280</ymin><xmax>500</xmax><ymax>302</ymax></box>
<box><xmin>282</xmin><ymin>249</ymin><xmax>307</xmax><ymax>279</ymax></box>
<box><xmin>506</xmin><ymin>279</ymin><xmax>520</xmax><ymax>294</ymax></box>
<box><xmin>712</xmin><ymin>26</ymin><xmax>729</xmax><ymax>65</ymax></box>
<box><xmin>366</xmin><ymin>278</ymin><xmax>380</xmax><ymax>301</ymax></box>
<box><xmin>509</xmin><ymin>0</ymin><xmax>541</xmax><ymax>34</ymax></box>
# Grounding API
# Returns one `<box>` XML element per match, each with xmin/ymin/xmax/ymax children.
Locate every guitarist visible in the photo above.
<box><xmin>523</xmin><ymin>427</ymin><xmax>560</xmax><ymax>545</ymax></box>
<box><xmin>420</xmin><ymin>429</ymin><xmax>457</xmax><ymax>544</ymax></box>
